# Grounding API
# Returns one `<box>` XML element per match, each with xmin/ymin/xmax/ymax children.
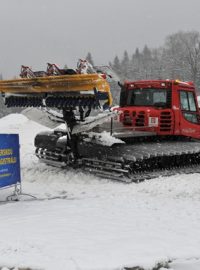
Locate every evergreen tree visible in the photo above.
<box><xmin>141</xmin><ymin>45</ymin><xmax>153</xmax><ymax>79</ymax></box>
<box><xmin>135</xmin><ymin>48</ymin><xmax>140</xmax><ymax>58</ymax></box>
<box><xmin>121</xmin><ymin>50</ymin><xmax>130</xmax><ymax>79</ymax></box>
<box><xmin>142</xmin><ymin>45</ymin><xmax>152</xmax><ymax>61</ymax></box>
<box><xmin>131</xmin><ymin>48</ymin><xmax>143</xmax><ymax>80</ymax></box>
<box><xmin>112</xmin><ymin>56</ymin><xmax>121</xmax><ymax>77</ymax></box>
<box><xmin>151</xmin><ymin>48</ymin><xmax>163</xmax><ymax>79</ymax></box>
<box><xmin>86</xmin><ymin>52</ymin><xmax>94</xmax><ymax>65</ymax></box>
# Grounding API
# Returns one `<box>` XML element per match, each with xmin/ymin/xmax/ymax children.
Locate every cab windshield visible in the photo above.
<box><xmin>126</xmin><ymin>88</ymin><xmax>170</xmax><ymax>107</ymax></box>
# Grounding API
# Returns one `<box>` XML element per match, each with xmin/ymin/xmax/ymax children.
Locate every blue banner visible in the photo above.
<box><xmin>0</xmin><ymin>134</ymin><xmax>21</xmax><ymax>188</ymax></box>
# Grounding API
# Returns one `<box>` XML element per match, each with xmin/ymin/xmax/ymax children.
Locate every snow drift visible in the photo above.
<box><xmin>0</xmin><ymin>114</ymin><xmax>200</xmax><ymax>270</ymax></box>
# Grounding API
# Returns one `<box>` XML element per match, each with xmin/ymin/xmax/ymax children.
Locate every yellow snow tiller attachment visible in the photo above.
<box><xmin>0</xmin><ymin>73</ymin><xmax>112</xmax><ymax>110</ymax></box>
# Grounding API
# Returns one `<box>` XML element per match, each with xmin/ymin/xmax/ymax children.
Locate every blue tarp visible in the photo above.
<box><xmin>0</xmin><ymin>134</ymin><xmax>21</xmax><ymax>188</ymax></box>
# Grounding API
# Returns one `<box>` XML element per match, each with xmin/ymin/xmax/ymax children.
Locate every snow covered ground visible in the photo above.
<box><xmin>0</xmin><ymin>114</ymin><xmax>200</xmax><ymax>270</ymax></box>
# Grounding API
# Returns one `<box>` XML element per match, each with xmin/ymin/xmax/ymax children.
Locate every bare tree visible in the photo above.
<box><xmin>162</xmin><ymin>31</ymin><xmax>200</xmax><ymax>87</ymax></box>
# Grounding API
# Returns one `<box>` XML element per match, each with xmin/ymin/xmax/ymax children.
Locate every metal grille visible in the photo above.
<box><xmin>160</xmin><ymin>111</ymin><xmax>172</xmax><ymax>132</ymax></box>
<box><xmin>135</xmin><ymin>111</ymin><xmax>145</xmax><ymax>126</ymax></box>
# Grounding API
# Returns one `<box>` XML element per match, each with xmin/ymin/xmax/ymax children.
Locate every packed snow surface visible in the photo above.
<box><xmin>0</xmin><ymin>114</ymin><xmax>200</xmax><ymax>270</ymax></box>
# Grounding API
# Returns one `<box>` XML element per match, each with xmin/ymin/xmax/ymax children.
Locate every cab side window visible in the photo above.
<box><xmin>180</xmin><ymin>91</ymin><xmax>197</xmax><ymax>112</ymax></box>
<box><xmin>188</xmin><ymin>92</ymin><xmax>196</xmax><ymax>111</ymax></box>
<box><xmin>180</xmin><ymin>90</ymin><xmax>198</xmax><ymax>124</ymax></box>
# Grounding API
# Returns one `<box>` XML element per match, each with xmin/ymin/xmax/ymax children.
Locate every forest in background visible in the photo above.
<box><xmin>109</xmin><ymin>31</ymin><xmax>200</xmax><ymax>98</ymax></box>
<box><xmin>1</xmin><ymin>30</ymin><xmax>200</xmax><ymax>116</ymax></box>
<box><xmin>111</xmin><ymin>31</ymin><xmax>200</xmax><ymax>85</ymax></box>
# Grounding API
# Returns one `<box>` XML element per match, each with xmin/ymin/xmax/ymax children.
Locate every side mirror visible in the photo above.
<box><xmin>118</xmin><ymin>81</ymin><xmax>123</xmax><ymax>88</ymax></box>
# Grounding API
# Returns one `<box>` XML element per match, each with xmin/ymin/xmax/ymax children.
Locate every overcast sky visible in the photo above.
<box><xmin>0</xmin><ymin>0</ymin><xmax>200</xmax><ymax>78</ymax></box>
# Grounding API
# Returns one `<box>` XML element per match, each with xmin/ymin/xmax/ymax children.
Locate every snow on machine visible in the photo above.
<box><xmin>1</xmin><ymin>60</ymin><xmax>200</xmax><ymax>182</ymax></box>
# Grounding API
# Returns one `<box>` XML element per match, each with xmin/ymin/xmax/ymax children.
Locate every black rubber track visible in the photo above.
<box><xmin>35</xmin><ymin>140</ymin><xmax>200</xmax><ymax>183</ymax></box>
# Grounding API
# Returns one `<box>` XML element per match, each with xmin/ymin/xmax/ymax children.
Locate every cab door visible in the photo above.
<box><xmin>179</xmin><ymin>90</ymin><xmax>200</xmax><ymax>139</ymax></box>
